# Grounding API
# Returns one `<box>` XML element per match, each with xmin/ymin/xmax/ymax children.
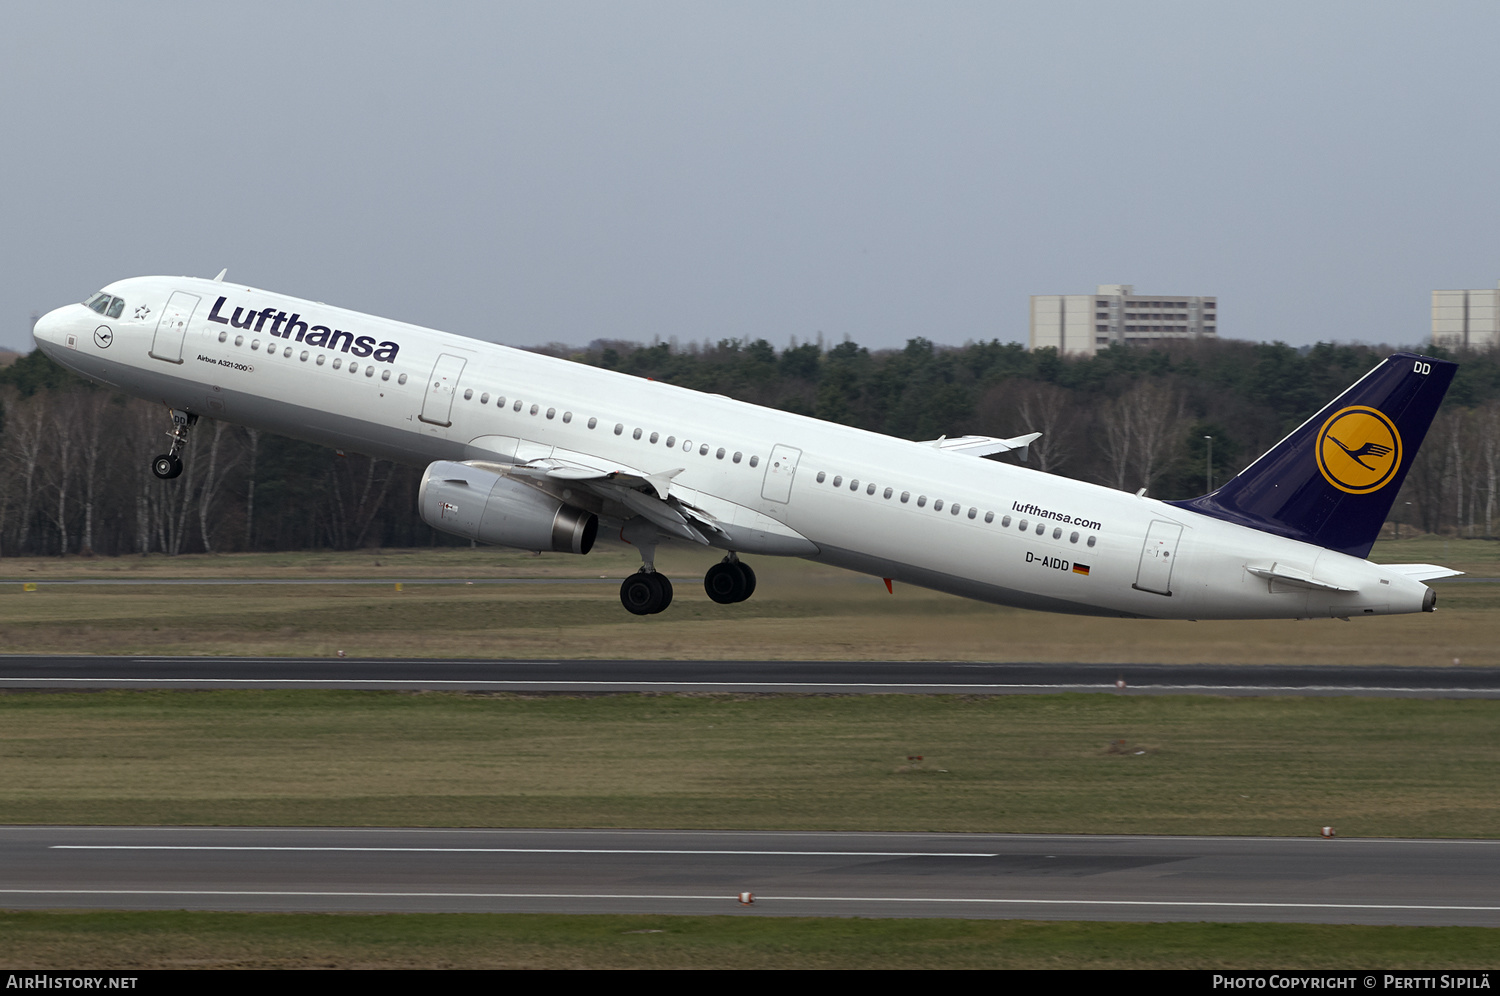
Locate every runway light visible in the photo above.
<box><xmin>738</xmin><ymin>892</ymin><xmax>754</xmax><ymax>906</ymax></box>
<box><xmin>337</xmin><ymin>650</ymin><xmax>346</xmax><ymax>658</ymax></box>
<box><xmin>1115</xmin><ymin>678</ymin><xmax>1126</xmax><ymax>690</ymax></box>
<box><xmin>1321</xmin><ymin>826</ymin><xmax>1335</xmax><ymax>838</ymax></box>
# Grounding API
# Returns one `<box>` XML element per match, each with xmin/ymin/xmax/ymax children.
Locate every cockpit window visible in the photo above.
<box><xmin>83</xmin><ymin>292</ymin><xmax>126</xmax><ymax>318</ymax></box>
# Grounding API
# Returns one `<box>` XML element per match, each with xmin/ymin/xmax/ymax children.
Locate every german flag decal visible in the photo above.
<box><xmin>1073</xmin><ymin>563</ymin><xmax>1091</xmax><ymax>576</ymax></box>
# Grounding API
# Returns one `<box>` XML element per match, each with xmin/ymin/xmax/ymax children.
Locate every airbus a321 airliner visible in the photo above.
<box><xmin>32</xmin><ymin>272</ymin><xmax>1460</xmax><ymax>618</ymax></box>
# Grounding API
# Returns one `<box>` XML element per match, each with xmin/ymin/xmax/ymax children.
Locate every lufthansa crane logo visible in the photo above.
<box><xmin>1316</xmin><ymin>406</ymin><xmax>1402</xmax><ymax>494</ymax></box>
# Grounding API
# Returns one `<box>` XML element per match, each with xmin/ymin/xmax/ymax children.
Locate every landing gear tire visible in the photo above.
<box><xmin>704</xmin><ymin>560</ymin><xmax>756</xmax><ymax>604</ymax></box>
<box><xmin>705</xmin><ymin>562</ymin><xmax>748</xmax><ymax>604</ymax></box>
<box><xmin>151</xmin><ymin>454</ymin><xmax>183</xmax><ymax>480</ymax></box>
<box><xmin>737</xmin><ymin>562</ymin><xmax>756</xmax><ymax>601</ymax></box>
<box><xmin>621</xmin><ymin>571</ymin><xmax>673</xmax><ymax>615</ymax></box>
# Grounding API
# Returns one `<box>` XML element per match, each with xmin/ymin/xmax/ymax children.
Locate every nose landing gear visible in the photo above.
<box><xmin>150</xmin><ymin>408</ymin><xmax>196</xmax><ymax>480</ymax></box>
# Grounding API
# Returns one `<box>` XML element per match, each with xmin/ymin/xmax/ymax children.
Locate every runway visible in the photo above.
<box><xmin>3</xmin><ymin>827</ymin><xmax>1497</xmax><ymax>925</ymax></box>
<box><xmin>1</xmin><ymin>656</ymin><xmax>1498</xmax><ymax>696</ymax></box>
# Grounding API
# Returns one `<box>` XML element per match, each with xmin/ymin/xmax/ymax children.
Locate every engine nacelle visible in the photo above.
<box><xmin>418</xmin><ymin>461</ymin><xmax>597</xmax><ymax>555</ymax></box>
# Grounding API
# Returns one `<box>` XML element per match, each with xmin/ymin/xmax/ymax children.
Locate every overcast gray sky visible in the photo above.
<box><xmin>4</xmin><ymin>1</ymin><xmax>1498</xmax><ymax>354</ymax></box>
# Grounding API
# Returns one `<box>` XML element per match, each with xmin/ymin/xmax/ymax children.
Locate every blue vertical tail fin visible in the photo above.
<box><xmin>1168</xmin><ymin>352</ymin><xmax>1456</xmax><ymax>557</ymax></box>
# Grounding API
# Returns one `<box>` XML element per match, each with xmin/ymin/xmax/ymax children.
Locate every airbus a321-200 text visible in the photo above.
<box><xmin>32</xmin><ymin>271</ymin><xmax>1461</xmax><ymax>618</ymax></box>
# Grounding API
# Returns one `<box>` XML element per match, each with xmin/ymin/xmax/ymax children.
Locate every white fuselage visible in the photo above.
<box><xmin>32</xmin><ymin>275</ymin><xmax>1433</xmax><ymax>619</ymax></box>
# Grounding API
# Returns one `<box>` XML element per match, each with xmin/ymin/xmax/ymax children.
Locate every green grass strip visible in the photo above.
<box><xmin>0</xmin><ymin>912</ymin><xmax>1496</xmax><ymax>969</ymax></box>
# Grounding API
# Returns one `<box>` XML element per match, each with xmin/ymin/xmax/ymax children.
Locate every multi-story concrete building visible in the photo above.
<box><xmin>1029</xmin><ymin>284</ymin><xmax>1217</xmax><ymax>356</ymax></box>
<box><xmin>1432</xmin><ymin>282</ymin><xmax>1500</xmax><ymax>350</ymax></box>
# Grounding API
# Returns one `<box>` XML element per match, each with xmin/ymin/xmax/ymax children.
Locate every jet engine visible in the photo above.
<box><xmin>418</xmin><ymin>461</ymin><xmax>597</xmax><ymax>555</ymax></box>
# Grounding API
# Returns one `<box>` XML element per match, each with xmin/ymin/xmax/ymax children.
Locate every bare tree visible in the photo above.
<box><xmin>1100</xmin><ymin>381</ymin><xmax>1185</xmax><ymax>494</ymax></box>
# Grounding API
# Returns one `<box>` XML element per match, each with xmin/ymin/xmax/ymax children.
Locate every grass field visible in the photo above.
<box><xmin>1</xmin><ymin>540</ymin><xmax>1496</xmax><ymax>967</ymax></box>
<box><xmin>0</xmin><ymin>690</ymin><xmax>1495</xmax><ymax>836</ymax></box>
<box><xmin>0</xmin><ymin>535</ymin><xmax>1496</xmax><ymax>663</ymax></box>
<box><xmin>2</xmin><ymin>912</ymin><xmax>1496</xmax><ymax>970</ymax></box>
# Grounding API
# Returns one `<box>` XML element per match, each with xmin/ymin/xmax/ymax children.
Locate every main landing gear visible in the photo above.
<box><xmin>151</xmin><ymin>408</ymin><xmax>196</xmax><ymax>480</ymax></box>
<box><xmin>619</xmin><ymin>515</ymin><xmax>674</xmax><ymax>615</ymax></box>
<box><xmin>704</xmin><ymin>555</ymin><xmax>756</xmax><ymax>604</ymax></box>
<box><xmin>616</xmin><ymin>517</ymin><xmax>759</xmax><ymax>616</ymax></box>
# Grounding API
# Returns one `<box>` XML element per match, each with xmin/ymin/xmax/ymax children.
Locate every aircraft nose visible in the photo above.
<box><xmin>32</xmin><ymin>303</ymin><xmax>70</xmax><ymax>346</ymax></box>
<box><xmin>31</xmin><ymin>305</ymin><xmax>73</xmax><ymax>350</ymax></box>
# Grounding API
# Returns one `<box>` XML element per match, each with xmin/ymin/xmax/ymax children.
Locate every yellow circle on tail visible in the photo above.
<box><xmin>1315</xmin><ymin>406</ymin><xmax>1402</xmax><ymax>494</ymax></box>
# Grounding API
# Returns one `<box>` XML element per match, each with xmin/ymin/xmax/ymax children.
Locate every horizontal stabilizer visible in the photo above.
<box><xmin>924</xmin><ymin>432</ymin><xmax>1042</xmax><ymax>461</ymax></box>
<box><xmin>1245</xmin><ymin>563</ymin><xmax>1360</xmax><ymax>593</ymax></box>
<box><xmin>1381</xmin><ymin>563</ymin><xmax>1464</xmax><ymax>582</ymax></box>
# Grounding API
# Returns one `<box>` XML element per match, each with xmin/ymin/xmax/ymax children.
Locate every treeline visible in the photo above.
<box><xmin>3</xmin><ymin>336</ymin><xmax>1499</xmax><ymax>557</ymax></box>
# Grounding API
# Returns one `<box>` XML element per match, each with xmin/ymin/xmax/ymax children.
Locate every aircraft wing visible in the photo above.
<box><xmin>922</xmin><ymin>432</ymin><xmax>1042</xmax><ymax>460</ymax></box>
<box><xmin>507</xmin><ymin>453</ymin><xmax>721</xmax><ymax>544</ymax></box>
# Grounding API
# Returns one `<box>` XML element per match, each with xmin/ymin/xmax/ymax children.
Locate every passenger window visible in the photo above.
<box><xmin>332</xmin><ymin>357</ymin><xmax>341</xmax><ymax>368</ymax></box>
<box><xmin>682</xmin><ymin>439</ymin><xmax>692</xmax><ymax>451</ymax></box>
<box><xmin>1001</xmin><ymin>515</ymin><xmax>1011</xmax><ymax>527</ymax></box>
<box><xmin>1052</xmin><ymin>527</ymin><xmax>1062</xmax><ymax>538</ymax></box>
<box><xmin>967</xmin><ymin>507</ymin><xmax>976</xmax><ymax>519</ymax></box>
<box><xmin>699</xmin><ymin>444</ymin><xmax>709</xmax><ymax>456</ymax></box>
<box><xmin>1017</xmin><ymin>518</ymin><xmax>1027</xmax><ymax>530</ymax></box>
<box><xmin>234</xmin><ymin>335</ymin><xmax>244</xmax><ymax>346</ymax></box>
<box><xmin>649</xmin><ymin>432</ymin><xmax>659</xmax><ymax>444</ymax></box>
<box><xmin>665</xmin><ymin>436</ymin><xmax>675</xmax><ymax>447</ymax></box>
<box><xmin>901</xmin><ymin>492</ymin><xmax>910</xmax><ymax>503</ymax></box>
<box><xmin>317</xmin><ymin>355</ymin><xmax>326</xmax><ymax>366</ymax></box>
<box><xmin>1069</xmin><ymin>531</ymin><xmax>1079</xmax><ymax>543</ymax></box>
<box><xmin>547</xmin><ymin>408</ymin><xmax>556</xmax><ymax>419</ymax></box>
<box><xmin>832</xmin><ymin>476</ymin><xmax>842</xmax><ymax>487</ymax></box>
<box><xmin>349</xmin><ymin>363</ymin><xmax>359</xmax><ymax>374</ymax></box>
<box><xmin>917</xmin><ymin>496</ymin><xmax>927</xmax><ymax>508</ymax></box>
<box><xmin>515</xmin><ymin>401</ymin><xmax>524</xmax><ymax>412</ymax></box>
<box><xmin>633</xmin><ymin>428</ymin><xmax>642</xmax><ymax>440</ymax></box>
<box><xmin>984</xmin><ymin>512</ymin><xmax>994</xmax><ymax>523</ymax></box>
<box><xmin>531</xmin><ymin>405</ymin><xmax>540</xmax><ymax>416</ymax></box>
<box><xmin>365</xmin><ymin>366</ymin><xmax>374</xmax><ymax>377</ymax></box>
<box><xmin>480</xmin><ymin>393</ymin><xmax>489</xmax><ymax>404</ymax></box>
<box><xmin>716</xmin><ymin>447</ymin><xmax>725</xmax><ymax>459</ymax></box>
<box><xmin>463</xmin><ymin>389</ymin><xmax>473</xmax><ymax>400</ymax></box>
<box><xmin>867</xmin><ymin>483</ymin><xmax>876</xmax><ymax>495</ymax></box>
<box><xmin>933</xmin><ymin>499</ymin><xmax>943</xmax><ymax>511</ymax></box>
<box><xmin>749</xmin><ymin>456</ymin><xmax>759</xmax><ymax>467</ymax></box>
<box><xmin>589</xmin><ymin>418</ymin><xmax>598</xmax><ymax>429</ymax></box>
<box><xmin>284</xmin><ymin>346</ymin><xmax>293</xmax><ymax>358</ymax></box>
<box><xmin>1087</xmin><ymin>536</ymin><xmax>1097</xmax><ymax>547</ymax></box>
<box><xmin>732</xmin><ymin>452</ymin><xmax>742</xmax><ymax>463</ymax></box>
<box><xmin>302</xmin><ymin>352</ymin><xmax>310</xmax><ymax>362</ymax></box>
<box><xmin>1035</xmin><ymin>523</ymin><xmax>1045</xmax><ymax>535</ymax></box>
<box><xmin>398</xmin><ymin>373</ymin><xmax>407</xmax><ymax>384</ymax></box>
<box><xmin>251</xmin><ymin>340</ymin><xmax>261</xmax><ymax>351</ymax></box>
<box><xmin>883</xmin><ymin>488</ymin><xmax>892</xmax><ymax>499</ymax></box>
<box><xmin>614</xmin><ymin>423</ymin><xmax>624</xmax><ymax>435</ymax></box>
<box><xmin>817</xmin><ymin>472</ymin><xmax>826</xmax><ymax>483</ymax></box>
<box><xmin>563</xmin><ymin>412</ymin><xmax>572</xmax><ymax>423</ymax></box>
<box><xmin>218</xmin><ymin>331</ymin><xmax>227</xmax><ymax>343</ymax></box>
<box><xmin>850</xmin><ymin>479</ymin><xmax>859</xmax><ymax>491</ymax></box>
